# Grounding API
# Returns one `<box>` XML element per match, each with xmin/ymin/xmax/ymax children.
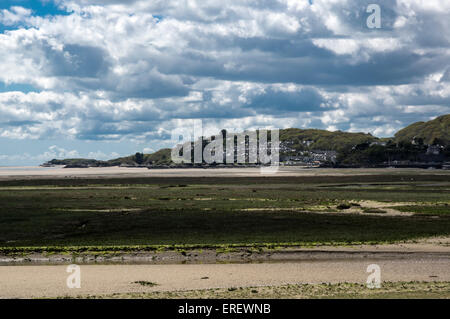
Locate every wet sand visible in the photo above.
<box><xmin>0</xmin><ymin>166</ymin><xmax>449</xmax><ymax>180</ymax></box>
<box><xmin>1</xmin><ymin>256</ymin><xmax>449</xmax><ymax>298</ymax></box>
<box><xmin>2</xmin><ymin>238</ymin><xmax>450</xmax><ymax>265</ymax></box>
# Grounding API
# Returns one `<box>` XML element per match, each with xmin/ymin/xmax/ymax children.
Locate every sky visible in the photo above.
<box><xmin>0</xmin><ymin>0</ymin><xmax>449</xmax><ymax>165</ymax></box>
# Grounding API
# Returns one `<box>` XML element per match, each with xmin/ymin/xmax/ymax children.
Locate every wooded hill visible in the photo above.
<box><xmin>43</xmin><ymin>114</ymin><xmax>450</xmax><ymax>167</ymax></box>
<box><xmin>394</xmin><ymin>114</ymin><xmax>450</xmax><ymax>146</ymax></box>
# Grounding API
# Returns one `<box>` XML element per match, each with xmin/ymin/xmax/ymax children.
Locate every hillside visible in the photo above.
<box><xmin>394</xmin><ymin>114</ymin><xmax>450</xmax><ymax>146</ymax></box>
<box><xmin>44</xmin><ymin>129</ymin><xmax>378</xmax><ymax>167</ymax></box>
<box><xmin>107</xmin><ymin>149</ymin><xmax>172</xmax><ymax>166</ymax></box>
<box><xmin>44</xmin><ymin>158</ymin><xmax>101</xmax><ymax>167</ymax></box>
<box><xmin>44</xmin><ymin>149</ymin><xmax>172</xmax><ymax>167</ymax></box>
<box><xmin>280</xmin><ymin>128</ymin><xmax>378</xmax><ymax>152</ymax></box>
<box><xmin>42</xmin><ymin>115</ymin><xmax>450</xmax><ymax>167</ymax></box>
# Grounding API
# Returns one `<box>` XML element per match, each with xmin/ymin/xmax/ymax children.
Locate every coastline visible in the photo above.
<box><xmin>1</xmin><ymin>166</ymin><xmax>450</xmax><ymax>180</ymax></box>
<box><xmin>1</xmin><ymin>237</ymin><xmax>449</xmax><ymax>265</ymax></box>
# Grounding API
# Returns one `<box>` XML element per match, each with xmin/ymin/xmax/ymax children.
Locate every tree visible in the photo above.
<box><xmin>134</xmin><ymin>152</ymin><xmax>144</xmax><ymax>165</ymax></box>
<box><xmin>432</xmin><ymin>137</ymin><xmax>444</xmax><ymax>146</ymax></box>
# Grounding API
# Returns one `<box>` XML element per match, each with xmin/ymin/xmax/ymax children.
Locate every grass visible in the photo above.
<box><xmin>0</xmin><ymin>174</ymin><xmax>449</xmax><ymax>253</ymax></box>
<box><xmin>1</xmin><ymin>208</ymin><xmax>450</xmax><ymax>249</ymax></box>
<box><xmin>133</xmin><ymin>281</ymin><xmax>158</xmax><ymax>287</ymax></box>
<box><xmin>84</xmin><ymin>281</ymin><xmax>450</xmax><ymax>299</ymax></box>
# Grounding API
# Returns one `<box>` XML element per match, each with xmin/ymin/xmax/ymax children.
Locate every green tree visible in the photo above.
<box><xmin>134</xmin><ymin>152</ymin><xmax>144</xmax><ymax>164</ymax></box>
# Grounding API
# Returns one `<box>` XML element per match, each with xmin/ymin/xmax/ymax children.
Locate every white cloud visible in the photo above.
<box><xmin>0</xmin><ymin>6</ymin><xmax>32</xmax><ymax>26</ymax></box>
<box><xmin>0</xmin><ymin>145</ymin><xmax>124</xmax><ymax>164</ymax></box>
<box><xmin>0</xmin><ymin>0</ymin><xmax>448</xmax><ymax>164</ymax></box>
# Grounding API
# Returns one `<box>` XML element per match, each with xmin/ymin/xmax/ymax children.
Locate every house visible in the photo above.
<box><xmin>426</xmin><ymin>145</ymin><xmax>441</xmax><ymax>156</ymax></box>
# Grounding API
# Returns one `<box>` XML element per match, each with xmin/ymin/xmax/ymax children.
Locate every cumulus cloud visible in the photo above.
<box><xmin>0</xmin><ymin>0</ymin><xmax>449</xmax><ymax>164</ymax></box>
<box><xmin>0</xmin><ymin>6</ymin><xmax>32</xmax><ymax>26</ymax></box>
<box><xmin>0</xmin><ymin>145</ymin><xmax>122</xmax><ymax>165</ymax></box>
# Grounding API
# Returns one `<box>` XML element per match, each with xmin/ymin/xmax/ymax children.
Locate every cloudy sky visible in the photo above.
<box><xmin>0</xmin><ymin>0</ymin><xmax>449</xmax><ymax>165</ymax></box>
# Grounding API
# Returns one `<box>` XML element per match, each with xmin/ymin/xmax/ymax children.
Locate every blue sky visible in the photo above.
<box><xmin>0</xmin><ymin>0</ymin><xmax>449</xmax><ymax>165</ymax></box>
<box><xmin>0</xmin><ymin>0</ymin><xmax>68</xmax><ymax>32</ymax></box>
<box><xmin>0</xmin><ymin>0</ymin><xmax>66</xmax><ymax>16</ymax></box>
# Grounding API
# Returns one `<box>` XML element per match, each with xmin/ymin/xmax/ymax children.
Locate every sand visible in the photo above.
<box><xmin>2</xmin><ymin>237</ymin><xmax>450</xmax><ymax>265</ymax></box>
<box><xmin>0</xmin><ymin>166</ymin><xmax>449</xmax><ymax>180</ymax></box>
<box><xmin>1</xmin><ymin>256</ymin><xmax>449</xmax><ymax>298</ymax></box>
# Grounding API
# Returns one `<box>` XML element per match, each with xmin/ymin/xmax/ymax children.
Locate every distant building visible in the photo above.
<box><xmin>426</xmin><ymin>145</ymin><xmax>441</xmax><ymax>156</ymax></box>
<box><xmin>411</xmin><ymin>136</ymin><xmax>424</xmax><ymax>145</ymax></box>
<box><xmin>370</xmin><ymin>141</ymin><xmax>387</xmax><ymax>146</ymax></box>
<box><xmin>280</xmin><ymin>150</ymin><xmax>336</xmax><ymax>165</ymax></box>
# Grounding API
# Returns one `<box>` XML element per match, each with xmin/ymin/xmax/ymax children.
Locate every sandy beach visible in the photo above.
<box><xmin>1</xmin><ymin>256</ymin><xmax>449</xmax><ymax>298</ymax></box>
<box><xmin>1</xmin><ymin>238</ymin><xmax>450</xmax><ymax>298</ymax></box>
<box><xmin>0</xmin><ymin>166</ymin><xmax>449</xmax><ymax>180</ymax></box>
